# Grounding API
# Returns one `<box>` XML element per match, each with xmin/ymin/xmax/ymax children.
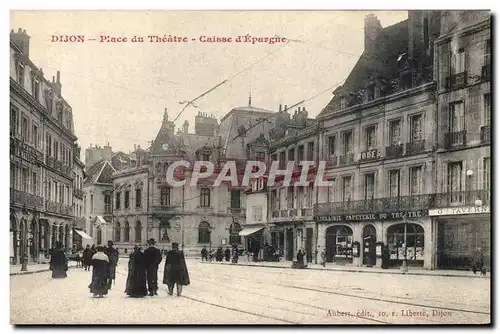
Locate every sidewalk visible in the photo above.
<box><xmin>202</xmin><ymin>259</ymin><xmax>490</xmax><ymax>279</ymax></box>
<box><xmin>10</xmin><ymin>261</ymin><xmax>78</xmax><ymax>276</ymax></box>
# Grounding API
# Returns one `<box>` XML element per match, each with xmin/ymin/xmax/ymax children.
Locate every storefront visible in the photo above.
<box><xmin>239</xmin><ymin>225</ymin><xmax>265</xmax><ymax>259</ymax></box>
<box><xmin>325</xmin><ymin>225</ymin><xmax>354</xmax><ymax>264</ymax></box>
<box><xmin>386</xmin><ymin>223</ymin><xmax>425</xmax><ymax>267</ymax></box>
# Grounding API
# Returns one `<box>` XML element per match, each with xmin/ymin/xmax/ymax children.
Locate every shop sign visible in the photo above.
<box><xmin>429</xmin><ymin>206</ymin><xmax>490</xmax><ymax>216</ymax></box>
<box><xmin>360</xmin><ymin>149</ymin><xmax>381</xmax><ymax>161</ymax></box>
<box><xmin>314</xmin><ymin>210</ymin><xmax>426</xmax><ymax>222</ymax></box>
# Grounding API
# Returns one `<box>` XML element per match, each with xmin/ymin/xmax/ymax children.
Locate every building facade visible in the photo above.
<box><xmin>10</xmin><ymin>29</ymin><xmax>77</xmax><ymax>264</ymax></box>
<box><xmin>431</xmin><ymin>11</ymin><xmax>491</xmax><ymax>269</ymax></box>
<box><xmin>72</xmin><ymin>143</ymin><xmax>87</xmax><ymax>249</ymax></box>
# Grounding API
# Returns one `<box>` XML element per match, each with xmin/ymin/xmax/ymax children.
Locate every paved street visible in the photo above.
<box><xmin>10</xmin><ymin>259</ymin><xmax>490</xmax><ymax>325</ymax></box>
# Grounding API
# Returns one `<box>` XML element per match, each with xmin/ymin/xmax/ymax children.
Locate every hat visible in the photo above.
<box><xmin>148</xmin><ymin>238</ymin><xmax>156</xmax><ymax>245</ymax></box>
<box><xmin>172</xmin><ymin>242</ymin><xmax>179</xmax><ymax>249</ymax></box>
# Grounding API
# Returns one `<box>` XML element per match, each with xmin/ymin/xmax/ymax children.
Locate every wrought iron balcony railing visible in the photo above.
<box><xmin>385</xmin><ymin>144</ymin><xmax>404</xmax><ymax>158</ymax></box>
<box><xmin>431</xmin><ymin>190</ymin><xmax>490</xmax><ymax>208</ymax></box>
<box><xmin>45</xmin><ymin>200</ymin><xmax>72</xmax><ymax>216</ymax></box>
<box><xmin>10</xmin><ymin>188</ymin><xmax>44</xmax><ymax>208</ymax></box>
<box><xmin>301</xmin><ymin>208</ymin><xmax>313</xmax><ymax>217</ymax></box>
<box><xmin>10</xmin><ymin>137</ymin><xmax>44</xmax><ymax>163</ymax></box>
<box><xmin>406</xmin><ymin>140</ymin><xmax>426</xmax><ymax>155</ymax></box>
<box><xmin>481</xmin><ymin>125</ymin><xmax>491</xmax><ymax>144</ymax></box>
<box><xmin>338</xmin><ymin>153</ymin><xmax>354</xmax><ymax>166</ymax></box>
<box><xmin>446</xmin><ymin>71</ymin><xmax>467</xmax><ymax>90</ymax></box>
<box><xmin>444</xmin><ymin>130</ymin><xmax>467</xmax><ymax>148</ymax></box>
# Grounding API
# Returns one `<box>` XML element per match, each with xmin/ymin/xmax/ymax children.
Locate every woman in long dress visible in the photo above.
<box><xmin>89</xmin><ymin>246</ymin><xmax>110</xmax><ymax>298</ymax></box>
<box><xmin>50</xmin><ymin>242</ymin><xmax>68</xmax><ymax>278</ymax></box>
<box><xmin>125</xmin><ymin>245</ymin><xmax>148</xmax><ymax>298</ymax></box>
<box><xmin>163</xmin><ymin>243</ymin><xmax>190</xmax><ymax>296</ymax></box>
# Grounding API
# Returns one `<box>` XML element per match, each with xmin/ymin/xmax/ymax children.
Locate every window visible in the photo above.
<box><xmin>53</xmin><ymin>181</ymin><xmax>57</xmax><ymax>202</ymax></box>
<box><xmin>364</xmin><ymin>173</ymin><xmax>375</xmax><ymax>200</ymax></box>
<box><xmin>447</xmin><ymin>162</ymin><xmax>463</xmax><ymax>203</ymax></box>
<box><xmin>10</xmin><ymin>163</ymin><xmax>16</xmax><ymax>188</ymax></box>
<box><xmin>21</xmin><ymin>116</ymin><xmax>29</xmax><ymax>142</ymax></box>
<box><xmin>288</xmin><ymin>148</ymin><xmax>295</xmax><ymax>162</ymax></box>
<box><xmin>115</xmin><ymin>222</ymin><xmax>121</xmax><ymax>242</ymax></box>
<box><xmin>342</xmin><ymin>176</ymin><xmax>352</xmax><ymax>202</ymax></box>
<box><xmin>17</xmin><ymin>64</ymin><xmax>24</xmax><ymax>84</ymax></box>
<box><xmin>135</xmin><ymin>188</ymin><xmax>142</xmax><ymax>208</ymax></box>
<box><xmin>328</xmin><ymin>136</ymin><xmax>336</xmax><ymax>156</ymax></box>
<box><xmin>115</xmin><ymin>192</ymin><xmax>121</xmax><ymax>209</ymax></box>
<box><xmin>297</xmin><ymin>187</ymin><xmax>304</xmax><ymax>207</ymax></box>
<box><xmin>32</xmin><ymin>79</ymin><xmax>40</xmax><ymax>101</ymax></box>
<box><xmin>201</xmin><ymin>153</ymin><xmax>210</xmax><ymax>161</ymax></box>
<box><xmin>46</xmin><ymin>134</ymin><xmax>52</xmax><ymax>157</ymax></box>
<box><xmin>342</xmin><ymin>131</ymin><xmax>353</xmax><ymax>154</ymax></box>
<box><xmin>484</xmin><ymin>94</ymin><xmax>491</xmax><ymax>125</ymax></box>
<box><xmin>409</xmin><ymin>166</ymin><xmax>423</xmax><ymax>195</ymax></box>
<box><xmin>10</xmin><ymin>106</ymin><xmax>18</xmax><ymax>135</ymax></box>
<box><xmin>229</xmin><ymin>223</ymin><xmax>242</xmax><ymax>244</ymax></box>
<box><xmin>31</xmin><ymin>172</ymin><xmax>38</xmax><ymax>195</ymax></box>
<box><xmin>451</xmin><ymin>48</ymin><xmax>465</xmax><ymax>74</ymax></box>
<box><xmin>279</xmin><ymin>152</ymin><xmax>286</xmax><ymax>169</ymax></box>
<box><xmin>255</xmin><ymin>151</ymin><xmax>265</xmax><ymax>162</ymax></box>
<box><xmin>270</xmin><ymin>189</ymin><xmax>278</xmax><ymax>211</ymax></box>
<box><xmin>104</xmin><ymin>195</ymin><xmax>111</xmax><ymax>214</ymax></box>
<box><xmin>401</xmin><ymin>72</ymin><xmax>413</xmax><ymax>90</ymax></box>
<box><xmin>66</xmin><ymin>186</ymin><xmax>69</xmax><ymax>205</ymax></box>
<box><xmin>287</xmin><ymin>186</ymin><xmax>294</xmax><ymax>209</ymax></box>
<box><xmin>200</xmin><ymin>187</ymin><xmax>210</xmax><ymax>207</ymax></box>
<box><xmin>327</xmin><ymin>181</ymin><xmax>335</xmax><ymax>202</ymax></box>
<box><xmin>124</xmin><ymin>222</ymin><xmax>130</xmax><ymax>242</ymax></box>
<box><xmin>59</xmin><ymin>184</ymin><xmax>64</xmax><ymax>203</ymax></box>
<box><xmin>483</xmin><ymin>158</ymin><xmax>491</xmax><ymax>190</ymax></box>
<box><xmin>410</xmin><ymin>114</ymin><xmax>423</xmax><ymax>142</ymax></box>
<box><xmin>340</xmin><ymin>97</ymin><xmax>347</xmax><ymax>110</ymax></box>
<box><xmin>54</xmin><ymin>141</ymin><xmax>59</xmax><ymax>160</ymax></box>
<box><xmin>198</xmin><ymin>221</ymin><xmax>211</xmax><ymax>244</ymax></box>
<box><xmin>365</xmin><ymin>125</ymin><xmax>377</xmax><ymax>149</ymax></box>
<box><xmin>32</xmin><ymin>124</ymin><xmax>38</xmax><ymax>148</ymax></box>
<box><xmin>307</xmin><ymin>184</ymin><xmax>313</xmax><ymax>207</ymax></box>
<box><xmin>307</xmin><ymin>142</ymin><xmax>314</xmax><ymax>160</ymax></box>
<box><xmin>230</xmin><ymin>189</ymin><xmax>240</xmax><ymax>208</ymax></box>
<box><xmin>124</xmin><ymin>190</ymin><xmax>130</xmax><ymax>209</ymax></box>
<box><xmin>297</xmin><ymin>145</ymin><xmax>304</xmax><ymax>161</ymax></box>
<box><xmin>389</xmin><ymin>119</ymin><xmax>401</xmax><ymax>145</ymax></box>
<box><xmin>450</xmin><ymin>101</ymin><xmax>465</xmax><ymax>133</ymax></box>
<box><xmin>47</xmin><ymin>95</ymin><xmax>53</xmax><ymax>113</ymax></box>
<box><xmin>90</xmin><ymin>194</ymin><xmax>94</xmax><ymax>212</ymax></box>
<box><xmin>252</xmin><ymin>206</ymin><xmax>263</xmax><ymax>222</ymax></box>
<box><xmin>160</xmin><ymin>188</ymin><xmax>171</xmax><ymax>206</ymax></box>
<box><xmin>20</xmin><ymin>168</ymin><xmax>28</xmax><ymax>192</ymax></box>
<box><xmin>135</xmin><ymin>221</ymin><xmax>142</xmax><ymax>242</ymax></box>
<box><xmin>485</xmin><ymin>39</ymin><xmax>491</xmax><ymax>65</ymax></box>
<box><xmin>389</xmin><ymin>170</ymin><xmax>400</xmax><ymax>198</ymax></box>
<box><xmin>159</xmin><ymin>219</ymin><xmax>170</xmax><ymax>242</ymax></box>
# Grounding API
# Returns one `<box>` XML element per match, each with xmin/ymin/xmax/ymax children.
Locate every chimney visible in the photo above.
<box><xmin>183</xmin><ymin>120</ymin><xmax>189</xmax><ymax>133</ymax></box>
<box><xmin>163</xmin><ymin>108</ymin><xmax>169</xmax><ymax>122</ymax></box>
<box><xmin>54</xmin><ymin>70</ymin><xmax>62</xmax><ymax>94</ymax></box>
<box><xmin>284</xmin><ymin>105</ymin><xmax>288</xmax><ymax>111</ymax></box>
<box><xmin>10</xmin><ymin>28</ymin><xmax>30</xmax><ymax>57</ymax></box>
<box><xmin>364</xmin><ymin>14</ymin><xmax>382</xmax><ymax>52</ymax></box>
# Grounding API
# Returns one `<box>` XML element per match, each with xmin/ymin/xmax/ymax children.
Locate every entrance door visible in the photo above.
<box><xmin>363</xmin><ymin>225</ymin><xmax>377</xmax><ymax>266</ymax></box>
<box><xmin>306</xmin><ymin>228</ymin><xmax>313</xmax><ymax>263</ymax></box>
<box><xmin>286</xmin><ymin>228</ymin><xmax>294</xmax><ymax>261</ymax></box>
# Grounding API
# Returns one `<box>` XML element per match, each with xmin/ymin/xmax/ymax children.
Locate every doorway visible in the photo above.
<box><xmin>363</xmin><ymin>225</ymin><xmax>377</xmax><ymax>266</ymax></box>
<box><xmin>306</xmin><ymin>228</ymin><xmax>313</xmax><ymax>263</ymax></box>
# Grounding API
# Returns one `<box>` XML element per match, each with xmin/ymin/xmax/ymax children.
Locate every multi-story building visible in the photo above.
<box><xmin>72</xmin><ymin>143</ymin><xmax>88</xmax><ymax>249</ymax></box>
<box><xmin>10</xmin><ymin>29</ymin><xmax>77</xmax><ymax>264</ymax></box>
<box><xmin>315</xmin><ymin>12</ymin><xmax>440</xmax><ymax>269</ymax></box>
<box><xmin>268</xmin><ymin>105</ymin><xmax>319</xmax><ymax>263</ymax></box>
<box><xmin>431</xmin><ymin>11</ymin><xmax>491</xmax><ymax>269</ymax></box>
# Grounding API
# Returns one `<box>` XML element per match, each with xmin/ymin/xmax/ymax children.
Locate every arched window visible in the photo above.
<box><xmin>198</xmin><ymin>221</ymin><xmax>211</xmax><ymax>244</ymax></box>
<box><xmin>115</xmin><ymin>222</ymin><xmax>121</xmax><ymax>242</ymax></box>
<box><xmin>124</xmin><ymin>221</ymin><xmax>130</xmax><ymax>242</ymax></box>
<box><xmin>135</xmin><ymin>221</ymin><xmax>142</xmax><ymax>242</ymax></box>
<box><xmin>159</xmin><ymin>219</ymin><xmax>170</xmax><ymax>243</ymax></box>
<box><xmin>229</xmin><ymin>223</ymin><xmax>242</xmax><ymax>244</ymax></box>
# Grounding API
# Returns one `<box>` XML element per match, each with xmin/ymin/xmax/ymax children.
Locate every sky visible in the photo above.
<box><xmin>10</xmin><ymin>10</ymin><xmax>408</xmax><ymax>159</ymax></box>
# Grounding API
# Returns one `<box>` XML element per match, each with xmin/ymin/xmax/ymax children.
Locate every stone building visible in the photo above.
<box><xmin>315</xmin><ymin>11</ymin><xmax>441</xmax><ymax>269</ymax></box>
<box><xmin>431</xmin><ymin>11</ymin><xmax>491</xmax><ymax>269</ymax></box>
<box><xmin>10</xmin><ymin>29</ymin><xmax>77</xmax><ymax>264</ymax></box>
<box><xmin>268</xmin><ymin>105</ymin><xmax>319</xmax><ymax>263</ymax></box>
<box><xmin>72</xmin><ymin>143</ymin><xmax>88</xmax><ymax>249</ymax></box>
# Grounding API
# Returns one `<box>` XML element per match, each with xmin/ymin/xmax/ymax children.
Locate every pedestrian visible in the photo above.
<box><xmin>163</xmin><ymin>242</ymin><xmax>190</xmax><ymax>296</ymax></box>
<box><xmin>232</xmin><ymin>245</ymin><xmax>239</xmax><ymax>263</ymax></box>
<box><xmin>49</xmin><ymin>241</ymin><xmax>68</xmax><ymax>278</ymax></box>
<box><xmin>472</xmin><ymin>247</ymin><xmax>486</xmax><ymax>276</ymax></box>
<box><xmin>143</xmin><ymin>238</ymin><xmax>162</xmax><ymax>296</ymax></box>
<box><xmin>224</xmin><ymin>247</ymin><xmax>231</xmax><ymax>262</ymax></box>
<box><xmin>82</xmin><ymin>244</ymin><xmax>93</xmax><ymax>271</ymax></box>
<box><xmin>105</xmin><ymin>240</ymin><xmax>119</xmax><ymax>289</ymax></box>
<box><xmin>381</xmin><ymin>245</ymin><xmax>390</xmax><ymax>269</ymax></box>
<box><xmin>201</xmin><ymin>246</ymin><xmax>208</xmax><ymax>261</ymax></box>
<box><xmin>91</xmin><ymin>244</ymin><xmax>96</xmax><ymax>254</ymax></box>
<box><xmin>125</xmin><ymin>245</ymin><xmax>148</xmax><ymax>298</ymax></box>
<box><xmin>297</xmin><ymin>249</ymin><xmax>304</xmax><ymax>266</ymax></box>
<box><xmin>216</xmin><ymin>247</ymin><xmax>223</xmax><ymax>262</ymax></box>
<box><xmin>320</xmin><ymin>248</ymin><xmax>326</xmax><ymax>268</ymax></box>
<box><xmin>89</xmin><ymin>246</ymin><xmax>110</xmax><ymax>298</ymax></box>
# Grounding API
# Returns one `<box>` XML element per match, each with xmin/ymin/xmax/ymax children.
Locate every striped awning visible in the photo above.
<box><xmin>239</xmin><ymin>226</ymin><xmax>265</xmax><ymax>236</ymax></box>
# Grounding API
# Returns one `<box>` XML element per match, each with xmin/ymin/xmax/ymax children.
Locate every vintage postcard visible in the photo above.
<box><xmin>9</xmin><ymin>9</ymin><xmax>491</xmax><ymax>325</ymax></box>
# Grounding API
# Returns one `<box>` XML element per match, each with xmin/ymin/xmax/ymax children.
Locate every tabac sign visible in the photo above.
<box><xmin>314</xmin><ymin>210</ymin><xmax>426</xmax><ymax>222</ymax></box>
<box><xmin>429</xmin><ymin>206</ymin><xmax>490</xmax><ymax>216</ymax></box>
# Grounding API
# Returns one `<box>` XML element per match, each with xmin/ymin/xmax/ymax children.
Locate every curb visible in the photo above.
<box><xmin>10</xmin><ymin>264</ymin><xmax>78</xmax><ymax>277</ymax></box>
<box><xmin>202</xmin><ymin>262</ymin><xmax>490</xmax><ymax>279</ymax></box>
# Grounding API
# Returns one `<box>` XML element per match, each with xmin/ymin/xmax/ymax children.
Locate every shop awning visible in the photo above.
<box><xmin>74</xmin><ymin>229</ymin><xmax>93</xmax><ymax>240</ymax></box>
<box><xmin>96</xmin><ymin>216</ymin><xmax>107</xmax><ymax>226</ymax></box>
<box><xmin>239</xmin><ymin>226</ymin><xmax>265</xmax><ymax>236</ymax></box>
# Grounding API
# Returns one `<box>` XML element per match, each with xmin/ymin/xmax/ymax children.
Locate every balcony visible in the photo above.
<box><xmin>481</xmin><ymin>126</ymin><xmax>490</xmax><ymax>144</ymax></box>
<box><xmin>152</xmin><ymin>205</ymin><xmax>182</xmax><ymax>215</ymax></box>
<box><xmin>46</xmin><ymin>156</ymin><xmax>74</xmax><ymax>178</ymax></box>
<box><xmin>338</xmin><ymin>153</ymin><xmax>354</xmax><ymax>166</ymax></box>
<box><xmin>300</xmin><ymin>208</ymin><xmax>313</xmax><ymax>217</ymax></box>
<box><xmin>326</xmin><ymin>155</ymin><xmax>338</xmax><ymax>168</ymax></box>
<box><xmin>73</xmin><ymin>188</ymin><xmax>85</xmax><ymax>198</ymax></box>
<box><xmin>45</xmin><ymin>200</ymin><xmax>72</xmax><ymax>216</ymax></box>
<box><xmin>385</xmin><ymin>145</ymin><xmax>404</xmax><ymax>158</ymax></box>
<box><xmin>406</xmin><ymin>140</ymin><xmax>426</xmax><ymax>155</ymax></box>
<box><xmin>289</xmin><ymin>208</ymin><xmax>298</xmax><ymax>217</ymax></box>
<box><xmin>444</xmin><ymin>130</ymin><xmax>467</xmax><ymax>149</ymax></box>
<box><xmin>229</xmin><ymin>207</ymin><xmax>245</xmax><ymax>215</ymax></box>
<box><xmin>481</xmin><ymin>64</ymin><xmax>491</xmax><ymax>82</ymax></box>
<box><xmin>10</xmin><ymin>137</ymin><xmax>43</xmax><ymax>163</ymax></box>
<box><xmin>280</xmin><ymin>209</ymin><xmax>289</xmax><ymax>218</ymax></box>
<box><xmin>446</xmin><ymin>71</ymin><xmax>467</xmax><ymax>90</ymax></box>
<box><xmin>10</xmin><ymin>188</ymin><xmax>44</xmax><ymax>208</ymax></box>
<box><xmin>432</xmin><ymin>190</ymin><xmax>490</xmax><ymax>208</ymax></box>
<box><xmin>314</xmin><ymin>194</ymin><xmax>434</xmax><ymax>217</ymax></box>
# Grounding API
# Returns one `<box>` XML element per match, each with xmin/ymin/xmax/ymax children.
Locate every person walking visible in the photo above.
<box><xmin>163</xmin><ymin>243</ymin><xmax>190</xmax><ymax>296</ymax></box>
<box><xmin>297</xmin><ymin>250</ymin><xmax>304</xmax><ymax>266</ymax></box>
<box><xmin>82</xmin><ymin>244</ymin><xmax>93</xmax><ymax>271</ymax></box>
<box><xmin>224</xmin><ymin>247</ymin><xmax>231</xmax><ymax>262</ymax></box>
<box><xmin>105</xmin><ymin>240</ymin><xmax>119</xmax><ymax>289</ymax></box>
<box><xmin>89</xmin><ymin>246</ymin><xmax>110</xmax><ymax>298</ymax></box>
<box><xmin>125</xmin><ymin>245</ymin><xmax>148</xmax><ymax>298</ymax></box>
<box><xmin>201</xmin><ymin>246</ymin><xmax>208</xmax><ymax>261</ymax></box>
<box><xmin>143</xmin><ymin>238</ymin><xmax>162</xmax><ymax>296</ymax></box>
<box><xmin>49</xmin><ymin>241</ymin><xmax>68</xmax><ymax>278</ymax></box>
<box><xmin>320</xmin><ymin>248</ymin><xmax>327</xmax><ymax>268</ymax></box>
<box><xmin>472</xmin><ymin>247</ymin><xmax>486</xmax><ymax>275</ymax></box>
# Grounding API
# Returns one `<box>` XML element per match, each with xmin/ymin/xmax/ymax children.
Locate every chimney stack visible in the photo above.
<box><xmin>279</xmin><ymin>104</ymin><xmax>282</xmax><ymax>112</ymax></box>
<box><xmin>10</xmin><ymin>28</ymin><xmax>30</xmax><ymax>57</ymax></box>
<box><xmin>54</xmin><ymin>70</ymin><xmax>62</xmax><ymax>94</ymax></box>
<box><xmin>364</xmin><ymin>14</ymin><xmax>382</xmax><ymax>52</ymax></box>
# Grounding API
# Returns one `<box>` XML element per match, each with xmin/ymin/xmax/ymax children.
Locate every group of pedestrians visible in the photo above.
<box><xmin>201</xmin><ymin>245</ymin><xmax>239</xmax><ymax>263</ymax></box>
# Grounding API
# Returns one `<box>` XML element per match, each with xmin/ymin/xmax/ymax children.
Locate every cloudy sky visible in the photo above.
<box><xmin>10</xmin><ymin>10</ymin><xmax>407</xmax><ymax>158</ymax></box>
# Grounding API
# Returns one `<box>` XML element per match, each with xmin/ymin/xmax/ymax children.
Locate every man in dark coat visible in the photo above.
<box><xmin>232</xmin><ymin>245</ymin><xmax>239</xmax><ymax>263</ymax></box>
<box><xmin>125</xmin><ymin>245</ymin><xmax>148</xmax><ymax>298</ymax></box>
<box><xmin>472</xmin><ymin>247</ymin><xmax>486</xmax><ymax>275</ymax></box>
<box><xmin>163</xmin><ymin>243</ymin><xmax>190</xmax><ymax>296</ymax></box>
<box><xmin>201</xmin><ymin>246</ymin><xmax>208</xmax><ymax>261</ymax></box>
<box><xmin>143</xmin><ymin>238</ymin><xmax>162</xmax><ymax>296</ymax></box>
<box><xmin>50</xmin><ymin>242</ymin><xmax>68</xmax><ymax>278</ymax></box>
<box><xmin>82</xmin><ymin>244</ymin><xmax>93</xmax><ymax>271</ymax></box>
<box><xmin>224</xmin><ymin>247</ymin><xmax>231</xmax><ymax>262</ymax></box>
<box><xmin>89</xmin><ymin>246</ymin><xmax>110</xmax><ymax>298</ymax></box>
<box><xmin>381</xmin><ymin>246</ymin><xmax>390</xmax><ymax>269</ymax></box>
<box><xmin>297</xmin><ymin>250</ymin><xmax>304</xmax><ymax>265</ymax></box>
<box><xmin>104</xmin><ymin>240</ymin><xmax>119</xmax><ymax>289</ymax></box>
<box><xmin>216</xmin><ymin>247</ymin><xmax>223</xmax><ymax>262</ymax></box>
